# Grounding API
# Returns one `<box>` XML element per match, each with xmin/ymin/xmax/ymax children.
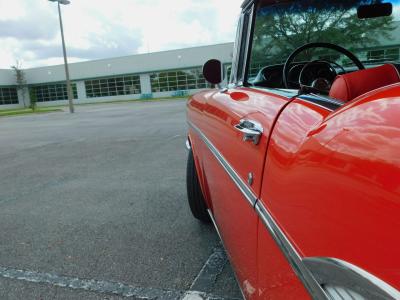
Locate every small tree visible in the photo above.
<box><xmin>11</xmin><ymin>61</ymin><xmax>28</xmax><ymax>108</ymax></box>
<box><xmin>252</xmin><ymin>5</ymin><xmax>395</xmax><ymax>65</ymax></box>
<box><xmin>29</xmin><ymin>88</ymin><xmax>37</xmax><ymax>111</ymax></box>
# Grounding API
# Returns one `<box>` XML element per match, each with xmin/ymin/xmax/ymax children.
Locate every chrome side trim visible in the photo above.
<box><xmin>298</xmin><ymin>98</ymin><xmax>335</xmax><ymax>112</ymax></box>
<box><xmin>185</xmin><ymin>138</ymin><xmax>191</xmax><ymax>151</ymax></box>
<box><xmin>241</xmin><ymin>0</ymin><xmax>254</xmax><ymax>9</ymax></box>
<box><xmin>207</xmin><ymin>209</ymin><xmax>221</xmax><ymax>240</ymax></box>
<box><xmin>188</xmin><ymin>121</ymin><xmax>257</xmax><ymax>207</ymax></box>
<box><xmin>303</xmin><ymin>257</ymin><xmax>400</xmax><ymax>300</ymax></box>
<box><xmin>255</xmin><ymin>201</ymin><xmax>329</xmax><ymax>299</ymax></box>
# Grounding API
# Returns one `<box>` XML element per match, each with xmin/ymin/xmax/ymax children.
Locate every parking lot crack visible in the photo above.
<box><xmin>189</xmin><ymin>245</ymin><xmax>228</xmax><ymax>294</ymax></box>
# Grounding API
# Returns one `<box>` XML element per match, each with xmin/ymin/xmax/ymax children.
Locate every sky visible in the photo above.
<box><xmin>0</xmin><ymin>0</ymin><xmax>243</xmax><ymax>69</ymax></box>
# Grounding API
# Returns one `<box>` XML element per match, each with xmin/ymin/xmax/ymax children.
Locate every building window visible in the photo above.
<box><xmin>31</xmin><ymin>83</ymin><xmax>78</xmax><ymax>102</ymax></box>
<box><xmin>85</xmin><ymin>75</ymin><xmax>141</xmax><ymax>98</ymax></box>
<box><xmin>150</xmin><ymin>68</ymin><xmax>211</xmax><ymax>93</ymax></box>
<box><xmin>386</xmin><ymin>48</ymin><xmax>400</xmax><ymax>61</ymax></box>
<box><xmin>367</xmin><ymin>48</ymin><xmax>400</xmax><ymax>62</ymax></box>
<box><xmin>367</xmin><ymin>50</ymin><xmax>385</xmax><ymax>61</ymax></box>
<box><xmin>225</xmin><ymin>64</ymin><xmax>232</xmax><ymax>82</ymax></box>
<box><xmin>248</xmin><ymin>61</ymin><xmax>266</xmax><ymax>78</ymax></box>
<box><xmin>0</xmin><ymin>87</ymin><xmax>18</xmax><ymax>105</ymax></box>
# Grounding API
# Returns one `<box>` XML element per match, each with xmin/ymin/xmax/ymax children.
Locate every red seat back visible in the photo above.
<box><xmin>329</xmin><ymin>64</ymin><xmax>400</xmax><ymax>102</ymax></box>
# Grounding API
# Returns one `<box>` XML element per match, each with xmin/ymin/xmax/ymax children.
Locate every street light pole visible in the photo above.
<box><xmin>51</xmin><ymin>0</ymin><xmax>74</xmax><ymax>113</ymax></box>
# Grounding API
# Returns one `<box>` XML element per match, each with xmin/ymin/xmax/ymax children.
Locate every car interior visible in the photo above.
<box><xmin>248</xmin><ymin>0</ymin><xmax>400</xmax><ymax>104</ymax></box>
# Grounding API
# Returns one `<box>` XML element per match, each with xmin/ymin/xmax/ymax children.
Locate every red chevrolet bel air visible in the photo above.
<box><xmin>186</xmin><ymin>0</ymin><xmax>400</xmax><ymax>299</ymax></box>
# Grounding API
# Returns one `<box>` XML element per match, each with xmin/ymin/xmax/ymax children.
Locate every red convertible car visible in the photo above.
<box><xmin>186</xmin><ymin>0</ymin><xmax>400</xmax><ymax>299</ymax></box>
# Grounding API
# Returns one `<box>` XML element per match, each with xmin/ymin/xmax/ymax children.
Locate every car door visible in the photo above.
<box><xmin>192</xmin><ymin>86</ymin><xmax>289</xmax><ymax>298</ymax></box>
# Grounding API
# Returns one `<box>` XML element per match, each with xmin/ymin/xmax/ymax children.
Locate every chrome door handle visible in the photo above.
<box><xmin>234</xmin><ymin>119</ymin><xmax>263</xmax><ymax>145</ymax></box>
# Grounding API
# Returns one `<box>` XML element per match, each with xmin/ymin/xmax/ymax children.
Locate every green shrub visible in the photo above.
<box><xmin>29</xmin><ymin>89</ymin><xmax>37</xmax><ymax>111</ymax></box>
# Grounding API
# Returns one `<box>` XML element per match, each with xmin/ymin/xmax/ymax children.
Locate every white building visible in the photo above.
<box><xmin>0</xmin><ymin>42</ymin><xmax>234</xmax><ymax>109</ymax></box>
<box><xmin>3</xmin><ymin>33</ymin><xmax>400</xmax><ymax>110</ymax></box>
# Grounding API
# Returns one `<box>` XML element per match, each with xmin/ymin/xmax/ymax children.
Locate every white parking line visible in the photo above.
<box><xmin>0</xmin><ymin>266</ymin><xmax>181</xmax><ymax>299</ymax></box>
<box><xmin>0</xmin><ymin>246</ymin><xmax>240</xmax><ymax>299</ymax></box>
<box><xmin>182</xmin><ymin>291</ymin><xmax>219</xmax><ymax>300</ymax></box>
<box><xmin>0</xmin><ymin>246</ymin><xmax>239</xmax><ymax>300</ymax></box>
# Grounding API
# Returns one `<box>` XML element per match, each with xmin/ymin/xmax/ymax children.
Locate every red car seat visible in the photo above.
<box><xmin>329</xmin><ymin>64</ymin><xmax>400</xmax><ymax>102</ymax></box>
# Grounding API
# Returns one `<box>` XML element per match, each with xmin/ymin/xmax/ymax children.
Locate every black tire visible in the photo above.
<box><xmin>186</xmin><ymin>149</ymin><xmax>210</xmax><ymax>223</ymax></box>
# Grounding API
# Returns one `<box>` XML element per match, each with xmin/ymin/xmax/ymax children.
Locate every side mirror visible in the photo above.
<box><xmin>202</xmin><ymin>59</ymin><xmax>223</xmax><ymax>85</ymax></box>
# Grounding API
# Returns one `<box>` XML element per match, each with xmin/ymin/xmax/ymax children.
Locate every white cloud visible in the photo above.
<box><xmin>0</xmin><ymin>0</ymin><xmax>26</xmax><ymax>21</ymax></box>
<box><xmin>0</xmin><ymin>0</ymin><xmax>242</xmax><ymax>68</ymax></box>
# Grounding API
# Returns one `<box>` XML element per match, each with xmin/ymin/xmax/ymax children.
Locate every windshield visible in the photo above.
<box><xmin>248</xmin><ymin>0</ymin><xmax>400</xmax><ymax>88</ymax></box>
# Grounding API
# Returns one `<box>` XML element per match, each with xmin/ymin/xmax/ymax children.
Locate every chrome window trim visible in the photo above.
<box><xmin>307</xmin><ymin>93</ymin><xmax>344</xmax><ymax>106</ymax></box>
<box><xmin>251</xmin><ymin>86</ymin><xmax>298</xmax><ymax>97</ymax></box>
<box><xmin>241</xmin><ymin>0</ymin><xmax>254</xmax><ymax>9</ymax></box>
<box><xmin>239</xmin><ymin>5</ymin><xmax>254</xmax><ymax>85</ymax></box>
<box><xmin>249</xmin><ymin>88</ymin><xmax>338</xmax><ymax>112</ymax></box>
<box><xmin>298</xmin><ymin>98</ymin><xmax>335</xmax><ymax>112</ymax></box>
<box><xmin>230</xmin><ymin>15</ymin><xmax>243</xmax><ymax>85</ymax></box>
<box><xmin>188</xmin><ymin>121</ymin><xmax>257</xmax><ymax>207</ymax></box>
<box><xmin>231</xmin><ymin>3</ymin><xmax>254</xmax><ymax>86</ymax></box>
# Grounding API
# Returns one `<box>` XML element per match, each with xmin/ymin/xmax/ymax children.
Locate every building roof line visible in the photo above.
<box><xmin>23</xmin><ymin>42</ymin><xmax>235</xmax><ymax>71</ymax></box>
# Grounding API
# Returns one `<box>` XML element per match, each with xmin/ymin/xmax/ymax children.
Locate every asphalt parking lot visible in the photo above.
<box><xmin>0</xmin><ymin>100</ymin><xmax>242</xmax><ymax>300</ymax></box>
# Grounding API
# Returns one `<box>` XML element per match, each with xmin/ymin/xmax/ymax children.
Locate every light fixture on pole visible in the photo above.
<box><xmin>49</xmin><ymin>0</ymin><xmax>74</xmax><ymax>113</ymax></box>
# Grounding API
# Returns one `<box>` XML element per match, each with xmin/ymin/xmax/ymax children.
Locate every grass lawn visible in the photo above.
<box><xmin>0</xmin><ymin>96</ymin><xmax>188</xmax><ymax>117</ymax></box>
<box><xmin>0</xmin><ymin>107</ymin><xmax>63</xmax><ymax>117</ymax></box>
<box><xmin>71</xmin><ymin>95</ymin><xmax>189</xmax><ymax>107</ymax></box>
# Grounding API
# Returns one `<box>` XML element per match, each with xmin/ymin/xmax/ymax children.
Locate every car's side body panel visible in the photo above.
<box><xmin>261</xmin><ymin>83</ymin><xmax>400</xmax><ymax>293</ymax></box>
<box><xmin>187</xmin><ymin>87</ymin><xmax>292</xmax><ymax>298</ymax></box>
<box><xmin>188</xmin><ymin>85</ymin><xmax>400</xmax><ymax>298</ymax></box>
<box><xmin>187</xmin><ymin>91</ymin><xmax>214</xmax><ymax>209</ymax></box>
<box><xmin>199</xmin><ymin>135</ymin><xmax>259</xmax><ymax>299</ymax></box>
<box><xmin>187</xmin><ymin>0</ymin><xmax>400</xmax><ymax>296</ymax></box>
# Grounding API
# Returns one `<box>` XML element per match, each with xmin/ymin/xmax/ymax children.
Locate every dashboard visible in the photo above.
<box><xmin>250</xmin><ymin>62</ymin><xmax>342</xmax><ymax>90</ymax></box>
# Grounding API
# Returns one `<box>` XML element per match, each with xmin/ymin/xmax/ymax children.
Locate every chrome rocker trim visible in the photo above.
<box><xmin>185</xmin><ymin>138</ymin><xmax>191</xmax><ymax>150</ymax></box>
<box><xmin>188</xmin><ymin>121</ymin><xmax>400</xmax><ymax>300</ymax></box>
<box><xmin>207</xmin><ymin>209</ymin><xmax>222</xmax><ymax>240</ymax></box>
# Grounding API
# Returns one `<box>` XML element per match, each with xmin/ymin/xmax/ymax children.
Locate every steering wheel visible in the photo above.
<box><xmin>283</xmin><ymin>42</ymin><xmax>365</xmax><ymax>90</ymax></box>
<box><xmin>298</xmin><ymin>59</ymin><xmax>345</xmax><ymax>94</ymax></box>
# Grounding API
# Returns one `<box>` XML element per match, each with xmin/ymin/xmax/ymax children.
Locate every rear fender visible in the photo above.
<box><xmin>260</xmin><ymin>84</ymin><xmax>400</xmax><ymax>293</ymax></box>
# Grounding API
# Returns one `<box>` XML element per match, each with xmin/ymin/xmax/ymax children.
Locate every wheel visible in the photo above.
<box><xmin>186</xmin><ymin>148</ymin><xmax>210</xmax><ymax>223</ymax></box>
